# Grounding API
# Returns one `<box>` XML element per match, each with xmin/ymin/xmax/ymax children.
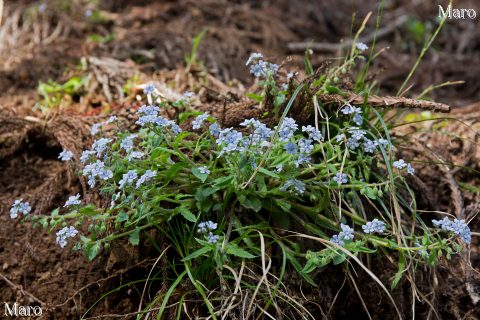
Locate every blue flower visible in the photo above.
<box><xmin>249</xmin><ymin>59</ymin><xmax>279</xmax><ymax>78</ymax></box>
<box><xmin>281</xmin><ymin>179</ymin><xmax>306</xmax><ymax>195</ymax></box>
<box><xmin>353</xmin><ymin>113</ymin><xmax>363</xmax><ymax>126</ymax></box>
<box><xmin>393</xmin><ymin>159</ymin><xmax>407</xmax><ymax>169</ymax></box>
<box><xmin>119</xmin><ymin>170</ymin><xmax>138</xmax><ymax>189</ymax></box>
<box><xmin>341</xmin><ymin>104</ymin><xmax>360</xmax><ymax>115</ymax></box>
<box><xmin>10</xmin><ymin>199</ymin><xmax>31</xmax><ymax>219</ymax></box>
<box><xmin>335</xmin><ymin>134</ymin><xmax>346</xmax><ymax>143</ymax></box>
<box><xmin>363</xmin><ymin>139</ymin><xmax>378</xmax><ymax>153</ymax></box>
<box><xmin>207</xmin><ymin>233</ymin><xmax>220</xmax><ymax>244</ymax></box>
<box><xmin>209</xmin><ymin>123</ymin><xmax>221</xmax><ymax>137</ymax></box>
<box><xmin>137</xmin><ymin>104</ymin><xmax>160</xmax><ymax>116</ymax></box>
<box><xmin>275</xmin><ymin>165</ymin><xmax>283</xmax><ymax>173</ymax></box>
<box><xmin>90</xmin><ymin>122</ymin><xmax>102</xmax><ymax>135</ymax></box>
<box><xmin>284</xmin><ymin>141</ymin><xmax>297</xmax><ymax>155</ymax></box>
<box><xmin>105</xmin><ymin>115</ymin><xmax>117</xmax><ymax>124</ymax></box>
<box><xmin>59</xmin><ymin>149</ymin><xmax>74</xmax><ymax>161</ymax></box>
<box><xmin>120</xmin><ymin>134</ymin><xmax>137</xmax><ymax>153</ymax></box>
<box><xmin>298</xmin><ymin>139</ymin><xmax>314</xmax><ymax>154</ymax></box>
<box><xmin>347</xmin><ymin>139</ymin><xmax>360</xmax><ymax>150</ymax></box>
<box><xmin>294</xmin><ymin>153</ymin><xmax>311</xmax><ymax>167</ymax></box>
<box><xmin>198</xmin><ymin>166</ymin><xmax>210</xmax><ymax>175</ymax></box>
<box><xmin>143</xmin><ymin>83</ymin><xmax>156</xmax><ymax>95</ymax></box>
<box><xmin>92</xmin><ymin>138</ymin><xmax>112</xmax><ymax>158</ymax></box>
<box><xmin>80</xmin><ymin>150</ymin><xmax>94</xmax><ymax>164</ymax></box>
<box><xmin>127</xmin><ymin>151</ymin><xmax>144</xmax><ymax>161</ymax></box>
<box><xmin>192</xmin><ymin>113</ymin><xmax>209</xmax><ymax>130</ymax></box>
<box><xmin>246</xmin><ymin>52</ymin><xmax>263</xmax><ymax>66</ymax></box>
<box><xmin>333</xmin><ymin>172</ymin><xmax>348</xmax><ymax>185</ymax></box>
<box><xmin>407</xmin><ymin>164</ymin><xmax>415</xmax><ymax>175</ymax></box>
<box><xmin>56</xmin><ymin>226</ymin><xmax>78</xmax><ymax>248</ymax></box>
<box><xmin>348</xmin><ymin>128</ymin><xmax>366</xmax><ymax>141</ymax></box>
<box><xmin>182</xmin><ymin>91</ymin><xmax>195</xmax><ymax>100</ymax></box>
<box><xmin>362</xmin><ymin>219</ymin><xmax>386</xmax><ymax>234</ymax></box>
<box><xmin>377</xmin><ymin>138</ymin><xmax>390</xmax><ymax>148</ymax></box>
<box><xmin>277</xmin><ymin>117</ymin><xmax>298</xmax><ymax>142</ymax></box>
<box><xmin>198</xmin><ymin>221</ymin><xmax>218</xmax><ymax>234</ymax></box>
<box><xmin>339</xmin><ymin>224</ymin><xmax>354</xmax><ymax>240</ymax></box>
<box><xmin>330</xmin><ymin>234</ymin><xmax>345</xmax><ymax>246</ymax></box>
<box><xmin>216</xmin><ymin>128</ymin><xmax>244</xmax><ymax>156</ymax></box>
<box><xmin>136</xmin><ymin>170</ymin><xmax>157</xmax><ymax>188</ymax></box>
<box><xmin>330</xmin><ymin>223</ymin><xmax>355</xmax><ymax>246</ymax></box>
<box><xmin>83</xmin><ymin>160</ymin><xmax>113</xmax><ymax>188</ymax></box>
<box><xmin>432</xmin><ymin>217</ymin><xmax>471</xmax><ymax>244</ymax></box>
<box><xmin>356</xmin><ymin>42</ymin><xmax>368</xmax><ymax>52</ymax></box>
<box><xmin>64</xmin><ymin>193</ymin><xmax>81</xmax><ymax>207</ymax></box>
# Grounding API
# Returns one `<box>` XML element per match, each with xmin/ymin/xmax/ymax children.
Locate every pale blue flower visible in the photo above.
<box><xmin>136</xmin><ymin>170</ymin><xmax>157</xmax><ymax>188</ymax></box>
<box><xmin>56</xmin><ymin>226</ymin><xmax>78</xmax><ymax>248</ymax></box>
<box><xmin>120</xmin><ymin>134</ymin><xmax>138</xmax><ymax>153</ymax></box>
<box><xmin>198</xmin><ymin>221</ymin><xmax>218</xmax><ymax>234</ymax></box>
<box><xmin>246</xmin><ymin>52</ymin><xmax>263</xmax><ymax>66</ymax></box>
<box><xmin>127</xmin><ymin>151</ymin><xmax>144</xmax><ymax>161</ymax></box>
<box><xmin>90</xmin><ymin>122</ymin><xmax>102</xmax><ymax>135</ymax></box>
<box><xmin>92</xmin><ymin>138</ymin><xmax>112</xmax><ymax>158</ymax></box>
<box><xmin>353</xmin><ymin>113</ymin><xmax>363</xmax><ymax>126</ymax></box>
<box><xmin>209</xmin><ymin>123</ymin><xmax>221</xmax><ymax>137</ymax></box>
<box><xmin>192</xmin><ymin>113</ymin><xmax>209</xmax><ymax>130</ymax></box>
<box><xmin>198</xmin><ymin>166</ymin><xmax>210</xmax><ymax>175</ymax></box>
<box><xmin>407</xmin><ymin>164</ymin><xmax>415</xmax><ymax>175</ymax></box>
<box><xmin>277</xmin><ymin>117</ymin><xmax>298</xmax><ymax>142</ymax></box>
<box><xmin>59</xmin><ymin>149</ymin><xmax>74</xmax><ymax>161</ymax></box>
<box><xmin>298</xmin><ymin>139</ymin><xmax>314</xmax><ymax>154</ymax></box>
<box><xmin>393</xmin><ymin>159</ymin><xmax>407</xmax><ymax>169</ymax></box>
<box><xmin>363</xmin><ymin>139</ymin><xmax>378</xmax><ymax>153</ymax></box>
<box><xmin>333</xmin><ymin>172</ymin><xmax>348</xmax><ymax>185</ymax></box>
<box><xmin>143</xmin><ymin>83</ymin><xmax>156</xmax><ymax>95</ymax></box>
<box><xmin>80</xmin><ymin>150</ymin><xmax>95</xmax><ymax>164</ymax></box>
<box><xmin>432</xmin><ymin>217</ymin><xmax>471</xmax><ymax>244</ymax></box>
<box><xmin>119</xmin><ymin>170</ymin><xmax>138</xmax><ymax>189</ymax></box>
<box><xmin>356</xmin><ymin>42</ymin><xmax>368</xmax><ymax>51</ymax></box>
<box><xmin>284</xmin><ymin>142</ymin><xmax>297</xmax><ymax>155</ymax></box>
<box><xmin>294</xmin><ymin>153</ymin><xmax>311</xmax><ymax>167</ymax></box>
<box><xmin>10</xmin><ymin>199</ymin><xmax>31</xmax><ymax>219</ymax></box>
<box><xmin>362</xmin><ymin>219</ymin><xmax>386</xmax><ymax>234</ymax></box>
<box><xmin>105</xmin><ymin>115</ymin><xmax>117</xmax><ymax>124</ymax></box>
<box><xmin>207</xmin><ymin>233</ymin><xmax>220</xmax><ymax>244</ymax></box>
<box><xmin>64</xmin><ymin>194</ymin><xmax>81</xmax><ymax>207</ymax></box>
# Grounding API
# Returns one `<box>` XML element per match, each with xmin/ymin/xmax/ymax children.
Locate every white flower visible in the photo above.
<box><xmin>64</xmin><ymin>194</ymin><xmax>81</xmax><ymax>207</ymax></box>
<box><xmin>356</xmin><ymin>42</ymin><xmax>368</xmax><ymax>52</ymax></box>
<box><xmin>59</xmin><ymin>149</ymin><xmax>74</xmax><ymax>161</ymax></box>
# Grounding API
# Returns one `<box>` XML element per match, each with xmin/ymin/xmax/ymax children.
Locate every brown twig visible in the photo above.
<box><xmin>0</xmin><ymin>272</ymin><xmax>45</xmax><ymax>305</ymax></box>
<box><xmin>318</xmin><ymin>92</ymin><xmax>451</xmax><ymax>113</ymax></box>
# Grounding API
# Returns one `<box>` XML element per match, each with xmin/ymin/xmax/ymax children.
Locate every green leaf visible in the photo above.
<box><xmin>129</xmin><ymin>228</ymin><xmax>141</xmax><ymax>246</ymax></box>
<box><xmin>85</xmin><ymin>241</ymin><xmax>101</xmax><ymax>261</ymax></box>
<box><xmin>238</xmin><ymin>195</ymin><xmax>262</xmax><ymax>212</ymax></box>
<box><xmin>192</xmin><ymin>167</ymin><xmax>208</xmax><ymax>183</ymax></box>
<box><xmin>391</xmin><ymin>252</ymin><xmax>406</xmax><ymax>289</ymax></box>
<box><xmin>274</xmin><ymin>199</ymin><xmax>291</xmax><ymax>212</ymax></box>
<box><xmin>79</xmin><ymin>204</ymin><xmax>97</xmax><ymax>216</ymax></box>
<box><xmin>258</xmin><ymin>167</ymin><xmax>280</xmax><ymax>179</ymax></box>
<box><xmin>246</xmin><ymin>93</ymin><xmax>263</xmax><ymax>102</ymax></box>
<box><xmin>214</xmin><ymin>175</ymin><xmax>235</xmax><ymax>188</ymax></box>
<box><xmin>226</xmin><ymin>243</ymin><xmax>256</xmax><ymax>259</ymax></box>
<box><xmin>115</xmin><ymin>211</ymin><xmax>129</xmax><ymax>223</ymax></box>
<box><xmin>195</xmin><ymin>187</ymin><xmax>216</xmax><ymax>201</ymax></box>
<box><xmin>332</xmin><ymin>252</ymin><xmax>347</xmax><ymax>265</ymax></box>
<box><xmin>182</xmin><ymin>246</ymin><xmax>212</xmax><ymax>261</ymax></box>
<box><xmin>302</xmin><ymin>259</ymin><xmax>318</xmax><ymax>274</ymax></box>
<box><xmin>178</xmin><ymin>207</ymin><xmax>197</xmax><ymax>223</ymax></box>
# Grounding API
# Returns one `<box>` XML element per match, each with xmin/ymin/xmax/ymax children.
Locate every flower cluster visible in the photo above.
<box><xmin>341</xmin><ymin>104</ymin><xmax>363</xmax><ymax>126</ymax></box>
<box><xmin>136</xmin><ymin>170</ymin><xmax>157</xmax><ymax>188</ymax></box>
<box><xmin>355</xmin><ymin>42</ymin><xmax>369</xmax><ymax>52</ymax></box>
<box><xmin>64</xmin><ymin>194</ymin><xmax>81</xmax><ymax>207</ymax></box>
<box><xmin>56</xmin><ymin>226</ymin><xmax>78</xmax><ymax>248</ymax></box>
<box><xmin>432</xmin><ymin>217</ymin><xmax>471</xmax><ymax>244</ymax></box>
<box><xmin>362</xmin><ymin>219</ymin><xmax>386</xmax><ymax>234</ymax></box>
<box><xmin>246</xmin><ymin>53</ymin><xmax>279</xmax><ymax>78</ymax></box>
<box><xmin>119</xmin><ymin>170</ymin><xmax>138</xmax><ymax>189</ymax></box>
<box><xmin>83</xmin><ymin>160</ymin><xmax>113</xmax><ymax>188</ymax></box>
<box><xmin>136</xmin><ymin>105</ymin><xmax>182</xmax><ymax>134</ymax></box>
<box><xmin>10</xmin><ymin>199</ymin><xmax>31</xmax><ymax>219</ymax></box>
<box><xmin>59</xmin><ymin>149</ymin><xmax>74</xmax><ymax>161</ymax></box>
<box><xmin>330</xmin><ymin>224</ymin><xmax>355</xmax><ymax>246</ymax></box>
<box><xmin>393</xmin><ymin>159</ymin><xmax>415</xmax><ymax>175</ymax></box>
<box><xmin>192</xmin><ymin>113</ymin><xmax>209</xmax><ymax>130</ymax></box>
<box><xmin>197</xmin><ymin>221</ymin><xmax>219</xmax><ymax>244</ymax></box>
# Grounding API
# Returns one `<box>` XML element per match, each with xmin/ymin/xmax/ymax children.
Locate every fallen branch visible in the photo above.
<box><xmin>318</xmin><ymin>92</ymin><xmax>451</xmax><ymax>113</ymax></box>
<box><xmin>0</xmin><ymin>272</ymin><xmax>45</xmax><ymax>305</ymax></box>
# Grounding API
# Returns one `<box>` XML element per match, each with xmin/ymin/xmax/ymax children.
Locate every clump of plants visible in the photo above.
<box><xmin>12</xmin><ymin>44</ymin><xmax>471</xmax><ymax>318</ymax></box>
